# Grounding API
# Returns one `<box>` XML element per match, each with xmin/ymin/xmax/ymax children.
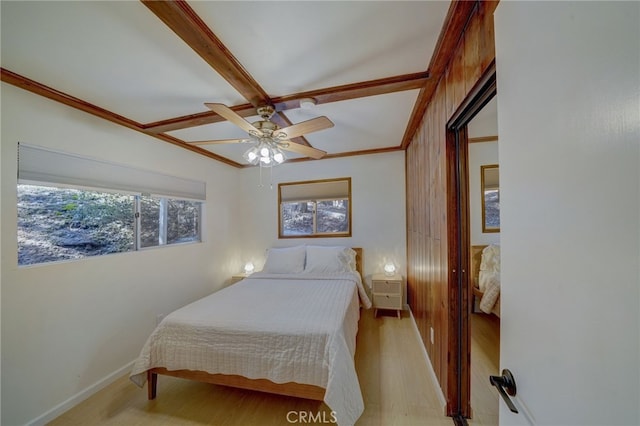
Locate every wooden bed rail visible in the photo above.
<box><xmin>147</xmin><ymin>368</ymin><xmax>325</xmax><ymax>401</ymax></box>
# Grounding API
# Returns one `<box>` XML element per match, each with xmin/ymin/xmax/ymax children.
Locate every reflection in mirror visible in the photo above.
<box><xmin>481</xmin><ymin>164</ymin><xmax>500</xmax><ymax>232</ymax></box>
<box><xmin>278</xmin><ymin>177</ymin><xmax>351</xmax><ymax>238</ymax></box>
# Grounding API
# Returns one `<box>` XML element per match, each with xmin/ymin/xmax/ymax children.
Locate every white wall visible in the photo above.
<box><xmin>237</xmin><ymin>152</ymin><xmax>407</xmax><ymax>279</ymax></box>
<box><xmin>468</xmin><ymin>141</ymin><xmax>500</xmax><ymax>246</ymax></box>
<box><xmin>495</xmin><ymin>2</ymin><xmax>639</xmax><ymax>425</ymax></box>
<box><xmin>1</xmin><ymin>84</ymin><xmax>242</xmax><ymax>425</ymax></box>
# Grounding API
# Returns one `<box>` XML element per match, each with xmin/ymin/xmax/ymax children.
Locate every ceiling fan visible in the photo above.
<box><xmin>188</xmin><ymin>103</ymin><xmax>333</xmax><ymax>165</ymax></box>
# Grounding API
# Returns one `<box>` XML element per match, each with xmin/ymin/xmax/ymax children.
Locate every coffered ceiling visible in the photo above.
<box><xmin>1</xmin><ymin>1</ymin><xmax>476</xmax><ymax>168</ymax></box>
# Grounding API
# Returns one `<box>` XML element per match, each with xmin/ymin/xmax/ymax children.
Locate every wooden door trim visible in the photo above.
<box><xmin>445</xmin><ymin>125</ymin><xmax>470</xmax><ymax>418</ymax></box>
<box><xmin>445</xmin><ymin>60</ymin><xmax>496</xmax><ymax>419</ymax></box>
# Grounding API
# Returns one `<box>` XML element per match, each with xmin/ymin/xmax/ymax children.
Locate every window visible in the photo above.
<box><xmin>17</xmin><ymin>185</ymin><xmax>202</xmax><ymax>266</ymax></box>
<box><xmin>278</xmin><ymin>178</ymin><xmax>351</xmax><ymax>238</ymax></box>
<box><xmin>18</xmin><ymin>185</ymin><xmax>135</xmax><ymax>265</ymax></box>
<box><xmin>138</xmin><ymin>195</ymin><xmax>201</xmax><ymax>248</ymax></box>
<box><xmin>16</xmin><ymin>144</ymin><xmax>206</xmax><ymax>266</ymax></box>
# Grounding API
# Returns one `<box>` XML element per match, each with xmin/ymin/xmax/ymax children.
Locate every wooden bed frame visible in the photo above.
<box><xmin>146</xmin><ymin>247</ymin><xmax>364</xmax><ymax>401</ymax></box>
<box><xmin>147</xmin><ymin>368</ymin><xmax>326</xmax><ymax>400</ymax></box>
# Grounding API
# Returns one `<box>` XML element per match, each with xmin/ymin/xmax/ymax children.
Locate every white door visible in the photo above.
<box><xmin>494</xmin><ymin>2</ymin><xmax>639</xmax><ymax>425</ymax></box>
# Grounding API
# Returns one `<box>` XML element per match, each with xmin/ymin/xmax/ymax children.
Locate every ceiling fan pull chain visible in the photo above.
<box><xmin>269</xmin><ymin>164</ymin><xmax>274</xmax><ymax>190</ymax></box>
<box><xmin>259</xmin><ymin>162</ymin><xmax>264</xmax><ymax>188</ymax></box>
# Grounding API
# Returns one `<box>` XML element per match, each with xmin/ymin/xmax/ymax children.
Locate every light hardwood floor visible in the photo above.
<box><xmin>48</xmin><ymin>310</ymin><xmax>453</xmax><ymax>426</ymax></box>
<box><xmin>468</xmin><ymin>312</ymin><xmax>501</xmax><ymax>426</ymax></box>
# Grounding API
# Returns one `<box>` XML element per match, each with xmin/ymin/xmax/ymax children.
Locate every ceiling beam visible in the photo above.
<box><xmin>143</xmin><ymin>103</ymin><xmax>257</xmax><ymax>134</ymax></box>
<box><xmin>271</xmin><ymin>71</ymin><xmax>429</xmax><ymax>111</ymax></box>
<box><xmin>140</xmin><ymin>1</ymin><xmax>315</xmax><ymax>152</ymax></box>
<box><xmin>1</xmin><ymin>67</ymin><xmax>243</xmax><ymax>168</ymax></box>
<box><xmin>154</xmin><ymin>133</ymin><xmax>243</xmax><ymax>167</ymax></box>
<box><xmin>141</xmin><ymin>0</ymin><xmax>269</xmax><ymax>107</ymax></box>
<box><xmin>400</xmin><ymin>0</ymin><xmax>478</xmax><ymax>149</ymax></box>
<box><xmin>143</xmin><ymin>71</ymin><xmax>429</xmax><ymax>134</ymax></box>
<box><xmin>283</xmin><ymin>146</ymin><xmax>403</xmax><ymax>165</ymax></box>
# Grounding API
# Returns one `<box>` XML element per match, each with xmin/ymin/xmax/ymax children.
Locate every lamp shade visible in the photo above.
<box><xmin>383</xmin><ymin>262</ymin><xmax>396</xmax><ymax>276</ymax></box>
<box><xmin>244</xmin><ymin>262</ymin><xmax>255</xmax><ymax>274</ymax></box>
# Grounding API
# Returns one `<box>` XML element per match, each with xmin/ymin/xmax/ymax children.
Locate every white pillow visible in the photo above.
<box><xmin>304</xmin><ymin>246</ymin><xmax>356</xmax><ymax>274</ymax></box>
<box><xmin>263</xmin><ymin>246</ymin><xmax>306</xmax><ymax>274</ymax></box>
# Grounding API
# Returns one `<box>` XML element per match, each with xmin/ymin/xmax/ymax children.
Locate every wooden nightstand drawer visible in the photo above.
<box><xmin>373</xmin><ymin>294</ymin><xmax>402</xmax><ymax>310</ymax></box>
<box><xmin>372</xmin><ymin>280</ymin><xmax>401</xmax><ymax>294</ymax></box>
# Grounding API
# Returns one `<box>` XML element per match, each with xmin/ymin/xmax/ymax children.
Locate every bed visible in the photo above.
<box><xmin>130</xmin><ymin>246</ymin><xmax>370</xmax><ymax>426</ymax></box>
<box><xmin>470</xmin><ymin>244</ymin><xmax>501</xmax><ymax>316</ymax></box>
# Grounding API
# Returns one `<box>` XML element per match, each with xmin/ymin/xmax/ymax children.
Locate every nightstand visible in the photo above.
<box><xmin>371</xmin><ymin>273</ymin><xmax>404</xmax><ymax>318</ymax></box>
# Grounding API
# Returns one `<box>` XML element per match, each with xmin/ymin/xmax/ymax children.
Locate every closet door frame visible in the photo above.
<box><xmin>445</xmin><ymin>60</ymin><xmax>497</xmax><ymax>422</ymax></box>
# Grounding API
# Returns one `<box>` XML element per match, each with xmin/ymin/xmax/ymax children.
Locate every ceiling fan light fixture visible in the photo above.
<box><xmin>244</xmin><ymin>140</ymin><xmax>286</xmax><ymax>167</ymax></box>
<box><xmin>299</xmin><ymin>98</ymin><xmax>316</xmax><ymax>109</ymax></box>
<box><xmin>243</xmin><ymin>147</ymin><xmax>260</xmax><ymax>165</ymax></box>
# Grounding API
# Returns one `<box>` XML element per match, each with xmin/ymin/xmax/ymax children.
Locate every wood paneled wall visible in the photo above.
<box><xmin>405</xmin><ymin>0</ymin><xmax>498</xmax><ymax>410</ymax></box>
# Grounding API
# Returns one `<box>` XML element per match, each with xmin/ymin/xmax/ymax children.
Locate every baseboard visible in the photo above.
<box><xmin>27</xmin><ymin>360</ymin><xmax>135</xmax><ymax>426</ymax></box>
<box><xmin>408</xmin><ymin>309</ymin><xmax>447</xmax><ymax>414</ymax></box>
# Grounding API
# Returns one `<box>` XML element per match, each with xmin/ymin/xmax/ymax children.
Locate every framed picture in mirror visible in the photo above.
<box><xmin>481</xmin><ymin>164</ymin><xmax>500</xmax><ymax>233</ymax></box>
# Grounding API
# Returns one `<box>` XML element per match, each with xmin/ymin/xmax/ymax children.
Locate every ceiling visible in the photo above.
<box><xmin>1</xmin><ymin>1</ymin><xmax>469</xmax><ymax>168</ymax></box>
<box><xmin>468</xmin><ymin>97</ymin><xmax>498</xmax><ymax>139</ymax></box>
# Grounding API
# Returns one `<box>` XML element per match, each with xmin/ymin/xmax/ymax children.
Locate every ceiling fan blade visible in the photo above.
<box><xmin>187</xmin><ymin>138</ymin><xmax>248</xmax><ymax>146</ymax></box>
<box><xmin>281</xmin><ymin>141</ymin><xmax>327</xmax><ymax>160</ymax></box>
<box><xmin>273</xmin><ymin>116</ymin><xmax>334</xmax><ymax>140</ymax></box>
<box><xmin>204</xmin><ymin>103</ymin><xmax>262</xmax><ymax>136</ymax></box>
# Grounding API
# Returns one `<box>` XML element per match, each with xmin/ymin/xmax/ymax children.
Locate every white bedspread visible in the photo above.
<box><xmin>130</xmin><ymin>271</ymin><xmax>371</xmax><ymax>426</ymax></box>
